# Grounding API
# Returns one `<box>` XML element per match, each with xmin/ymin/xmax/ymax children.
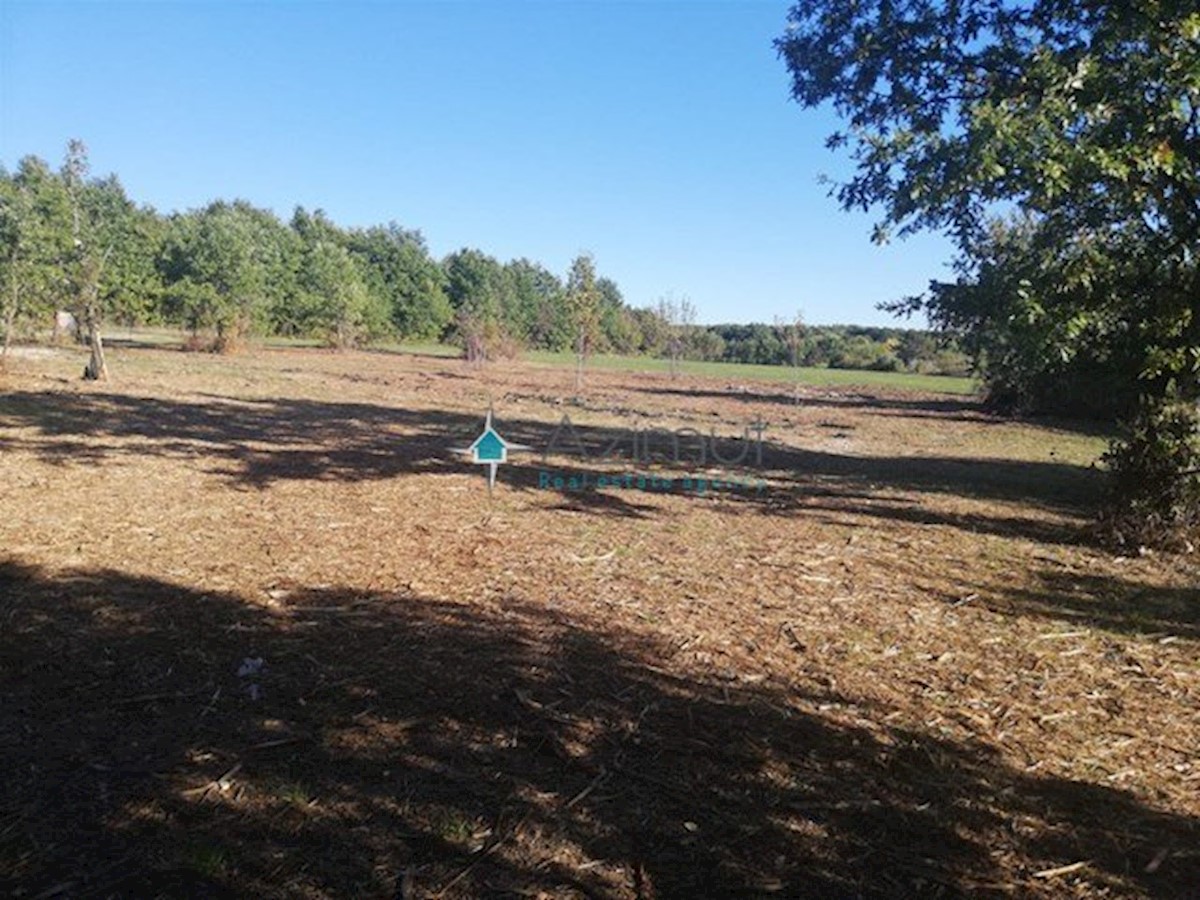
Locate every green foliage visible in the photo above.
<box><xmin>1102</xmin><ymin>398</ymin><xmax>1200</xmax><ymax>549</ymax></box>
<box><xmin>161</xmin><ymin>201</ymin><xmax>293</xmax><ymax>348</ymax></box>
<box><xmin>443</xmin><ymin>248</ymin><xmax>511</xmax><ymax>362</ymax></box>
<box><xmin>700</xmin><ymin>323</ymin><xmax>962</xmax><ymax>374</ymax></box>
<box><xmin>566</xmin><ymin>254</ymin><xmax>600</xmax><ymax>351</ymax></box>
<box><xmin>289</xmin><ymin>208</ymin><xmax>390</xmax><ymax>348</ymax></box>
<box><xmin>345</xmin><ymin>224</ymin><xmax>451</xmax><ymax>341</ymax></box>
<box><xmin>504</xmin><ymin>258</ymin><xmax>567</xmax><ymax>349</ymax></box>
<box><xmin>688</xmin><ymin>328</ymin><xmax>726</xmax><ymax>362</ymax></box>
<box><xmin>297</xmin><ymin>239</ymin><xmax>387</xmax><ymax>348</ymax></box>
<box><xmin>0</xmin><ymin>156</ymin><xmax>73</xmax><ymax>345</ymax></box>
<box><xmin>830</xmin><ymin>335</ymin><xmax>901</xmax><ymax>373</ymax></box>
<box><xmin>3</xmin><ymin>142</ymin><xmax>972</xmax><ymax>388</ymax></box>
<box><xmin>50</xmin><ymin>143</ymin><xmax>164</xmax><ymax>339</ymax></box>
<box><xmin>897</xmin><ymin>216</ymin><xmax>1143</xmax><ymax>416</ymax></box>
<box><xmin>779</xmin><ymin>0</ymin><xmax>1200</xmax><ymax>543</ymax></box>
<box><xmin>2</xmin><ymin>144</ymin><xmax>655</xmax><ymax>369</ymax></box>
<box><xmin>83</xmin><ymin>175</ymin><xmax>164</xmax><ymax>330</ymax></box>
<box><xmin>443</xmin><ymin>248</ymin><xmax>505</xmax><ymax>325</ymax></box>
<box><xmin>567</xmin><ymin>253</ymin><xmax>601</xmax><ymax>385</ymax></box>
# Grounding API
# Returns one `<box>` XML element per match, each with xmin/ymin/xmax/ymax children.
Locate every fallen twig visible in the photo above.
<box><xmin>565</xmin><ymin>769</ymin><xmax>608</xmax><ymax>810</ymax></box>
<box><xmin>1032</xmin><ymin>860</ymin><xmax>1088</xmax><ymax>879</ymax></box>
<box><xmin>182</xmin><ymin>762</ymin><xmax>243</xmax><ymax>800</ymax></box>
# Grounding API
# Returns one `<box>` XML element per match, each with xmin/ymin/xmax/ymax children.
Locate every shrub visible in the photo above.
<box><xmin>1101</xmin><ymin>398</ymin><xmax>1200</xmax><ymax>550</ymax></box>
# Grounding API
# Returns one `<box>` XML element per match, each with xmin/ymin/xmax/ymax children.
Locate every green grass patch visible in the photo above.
<box><xmin>524</xmin><ymin>350</ymin><xmax>978</xmax><ymax>394</ymax></box>
<box><xmin>112</xmin><ymin>329</ymin><xmax>975</xmax><ymax>394</ymax></box>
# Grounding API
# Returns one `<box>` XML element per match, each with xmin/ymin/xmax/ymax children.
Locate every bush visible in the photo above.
<box><xmin>1101</xmin><ymin>398</ymin><xmax>1200</xmax><ymax>549</ymax></box>
<box><xmin>829</xmin><ymin>336</ymin><xmax>900</xmax><ymax>372</ymax></box>
<box><xmin>915</xmin><ymin>349</ymin><xmax>972</xmax><ymax>377</ymax></box>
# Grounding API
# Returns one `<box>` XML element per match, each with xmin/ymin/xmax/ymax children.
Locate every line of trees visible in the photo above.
<box><xmin>698</xmin><ymin>323</ymin><xmax>970</xmax><ymax>375</ymax></box>
<box><xmin>0</xmin><ymin>141</ymin><xmax>967</xmax><ymax>380</ymax></box>
<box><xmin>0</xmin><ymin>143</ymin><xmax>648</xmax><ymax>373</ymax></box>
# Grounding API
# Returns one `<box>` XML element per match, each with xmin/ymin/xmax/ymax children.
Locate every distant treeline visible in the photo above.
<box><xmin>692</xmin><ymin>324</ymin><xmax>969</xmax><ymax>375</ymax></box>
<box><xmin>1</xmin><ymin>146</ymin><xmax>965</xmax><ymax>377</ymax></box>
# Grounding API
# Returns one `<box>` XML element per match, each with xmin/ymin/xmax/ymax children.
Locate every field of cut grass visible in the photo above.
<box><xmin>523</xmin><ymin>349</ymin><xmax>978</xmax><ymax>394</ymax></box>
<box><xmin>99</xmin><ymin>328</ymin><xmax>978</xmax><ymax>393</ymax></box>
<box><xmin>1</xmin><ymin>339</ymin><xmax>1196</xmax><ymax>899</ymax></box>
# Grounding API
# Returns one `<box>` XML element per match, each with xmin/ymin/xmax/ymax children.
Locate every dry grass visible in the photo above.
<box><xmin>1</xmin><ymin>341</ymin><xmax>1196</xmax><ymax>898</ymax></box>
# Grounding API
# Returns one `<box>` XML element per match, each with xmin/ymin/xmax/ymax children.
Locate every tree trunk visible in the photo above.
<box><xmin>1</xmin><ymin>290</ymin><xmax>15</xmax><ymax>364</ymax></box>
<box><xmin>575</xmin><ymin>331</ymin><xmax>585</xmax><ymax>391</ymax></box>
<box><xmin>82</xmin><ymin>307</ymin><xmax>108</xmax><ymax>381</ymax></box>
<box><xmin>1</xmin><ymin>256</ymin><xmax>16</xmax><ymax>364</ymax></box>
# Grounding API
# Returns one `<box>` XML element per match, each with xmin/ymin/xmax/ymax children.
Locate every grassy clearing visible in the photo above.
<box><xmin>0</xmin><ymin>342</ymin><xmax>1195</xmax><ymax>898</ymax></box>
<box><xmin>100</xmin><ymin>327</ymin><xmax>977</xmax><ymax>392</ymax></box>
<box><xmin>524</xmin><ymin>348</ymin><xmax>978</xmax><ymax>394</ymax></box>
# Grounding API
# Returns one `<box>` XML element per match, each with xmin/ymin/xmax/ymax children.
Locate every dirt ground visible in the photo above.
<box><xmin>1</xmin><ymin>341</ymin><xmax>1197</xmax><ymax>898</ymax></box>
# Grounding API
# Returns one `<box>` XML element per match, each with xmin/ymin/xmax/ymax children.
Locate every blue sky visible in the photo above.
<box><xmin>0</xmin><ymin>1</ymin><xmax>955</xmax><ymax>326</ymax></box>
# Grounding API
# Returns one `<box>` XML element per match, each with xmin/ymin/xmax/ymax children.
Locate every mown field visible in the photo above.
<box><xmin>0</xmin><ymin>339</ymin><xmax>1196</xmax><ymax>898</ymax></box>
<box><xmin>104</xmin><ymin>327</ymin><xmax>979</xmax><ymax>394</ymax></box>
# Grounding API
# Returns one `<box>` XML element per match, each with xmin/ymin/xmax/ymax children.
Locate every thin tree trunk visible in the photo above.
<box><xmin>82</xmin><ymin>301</ymin><xmax>108</xmax><ymax>381</ymax></box>
<box><xmin>2</xmin><ymin>255</ymin><xmax>17</xmax><ymax>364</ymax></box>
<box><xmin>575</xmin><ymin>328</ymin><xmax>585</xmax><ymax>390</ymax></box>
<box><xmin>2</xmin><ymin>287</ymin><xmax>15</xmax><ymax>364</ymax></box>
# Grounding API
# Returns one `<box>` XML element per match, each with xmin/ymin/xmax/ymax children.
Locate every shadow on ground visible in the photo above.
<box><xmin>2</xmin><ymin>561</ymin><xmax>1197</xmax><ymax>898</ymax></box>
<box><xmin>629</xmin><ymin>384</ymin><xmax>987</xmax><ymax>422</ymax></box>
<box><xmin>955</xmin><ymin>567</ymin><xmax>1200</xmax><ymax>640</ymax></box>
<box><xmin>0</xmin><ymin>390</ymin><xmax>1099</xmax><ymax>541</ymax></box>
<box><xmin>626</xmin><ymin>384</ymin><xmax>1117</xmax><ymax>439</ymax></box>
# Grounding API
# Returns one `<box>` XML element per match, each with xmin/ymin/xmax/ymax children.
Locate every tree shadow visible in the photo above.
<box><xmin>0</xmin><ymin>389</ymin><xmax>1099</xmax><ymax>533</ymax></box>
<box><xmin>627</xmin><ymin>384</ymin><xmax>1117</xmax><ymax>438</ymax></box>
<box><xmin>632</xmin><ymin>383</ymin><xmax>986</xmax><ymax>420</ymax></box>
<box><xmin>951</xmin><ymin>567</ymin><xmax>1200</xmax><ymax>639</ymax></box>
<box><xmin>2</xmin><ymin>561</ymin><xmax>1196</xmax><ymax>897</ymax></box>
<box><xmin>761</xmin><ymin>494</ymin><xmax>1091</xmax><ymax>548</ymax></box>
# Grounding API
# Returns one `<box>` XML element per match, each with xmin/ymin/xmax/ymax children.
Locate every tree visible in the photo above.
<box><xmin>594</xmin><ymin>277</ymin><xmax>628</xmax><ymax>354</ymax></box>
<box><xmin>86</xmin><ymin>176</ymin><xmax>163</xmax><ymax>337</ymax></box>
<box><xmin>161</xmin><ymin>201</ymin><xmax>285</xmax><ymax>350</ymax></box>
<box><xmin>345</xmin><ymin>224</ymin><xmax>451</xmax><ymax>341</ymax></box>
<box><xmin>443</xmin><ymin>248</ymin><xmax>508</xmax><ymax>363</ymax></box>
<box><xmin>896</xmin><ymin>331</ymin><xmax>938</xmax><ymax>373</ymax></box>
<box><xmin>504</xmin><ymin>258</ymin><xmax>567</xmax><ymax>349</ymax></box>
<box><xmin>566</xmin><ymin>253</ymin><xmax>601</xmax><ymax>389</ymax></box>
<box><xmin>62</xmin><ymin>141</ymin><xmax>158</xmax><ymax>380</ymax></box>
<box><xmin>774</xmin><ymin>310</ymin><xmax>805</xmax><ymax>402</ymax></box>
<box><xmin>778</xmin><ymin>1</ymin><xmax>1200</xmax><ymax>544</ymax></box>
<box><xmin>289</xmin><ymin>208</ymin><xmax>387</xmax><ymax>348</ymax></box>
<box><xmin>915</xmin><ymin>216</ymin><xmax>1143</xmax><ymax>416</ymax></box>
<box><xmin>0</xmin><ymin>157</ymin><xmax>72</xmax><ymax>358</ymax></box>
<box><xmin>629</xmin><ymin>306</ymin><xmax>669</xmax><ymax>355</ymax></box>
<box><xmin>657</xmin><ymin>293</ymin><xmax>696</xmax><ymax>378</ymax></box>
<box><xmin>299</xmin><ymin>240</ymin><xmax>383</xmax><ymax>348</ymax></box>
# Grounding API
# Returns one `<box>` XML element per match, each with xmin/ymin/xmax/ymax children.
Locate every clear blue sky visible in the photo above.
<box><xmin>0</xmin><ymin>0</ymin><xmax>955</xmax><ymax>326</ymax></box>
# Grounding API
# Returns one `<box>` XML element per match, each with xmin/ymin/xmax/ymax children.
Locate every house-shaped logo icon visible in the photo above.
<box><xmin>454</xmin><ymin>407</ymin><xmax>529</xmax><ymax>493</ymax></box>
<box><xmin>469</xmin><ymin>417</ymin><xmax>509</xmax><ymax>464</ymax></box>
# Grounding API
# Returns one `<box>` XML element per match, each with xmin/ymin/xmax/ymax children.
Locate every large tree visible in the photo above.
<box><xmin>0</xmin><ymin>157</ymin><xmax>72</xmax><ymax>357</ymax></box>
<box><xmin>161</xmin><ymin>200</ymin><xmax>292</xmax><ymax>350</ymax></box>
<box><xmin>62</xmin><ymin>141</ymin><xmax>162</xmax><ymax>379</ymax></box>
<box><xmin>778</xmin><ymin>1</ymin><xmax>1200</xmax><ymax>544</ymax></box>
<box><xmin>345</xmin><ymin>223</ymin><xmax>452</xmax><ymax>341</ymax></box>
<box><xmin>443</xmin><ymin>248</ymin><xmax>509</xmax><ymax>362</ymax></box>
<box><xmin>504</xmin><ymin>258</ymin><xmax>567</xmax><ymax>349</ymax></box>
<box><xmin>295</xmin><ymin>238</ymin><xmax>386</xmax><ymax>348</ymax></box>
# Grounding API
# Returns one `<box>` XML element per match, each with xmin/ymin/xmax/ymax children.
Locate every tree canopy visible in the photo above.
<box><xmin>778</xmin><ymin>0</ymin><xmax>1200</xmax><ymax>544</ymax></box>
